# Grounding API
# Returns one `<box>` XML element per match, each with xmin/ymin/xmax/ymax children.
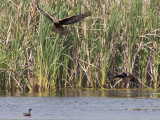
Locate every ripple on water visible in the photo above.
<box><xmin>0</xmin><ymin>89</ymin><xmax>160</xmax><ymax>120</ymax></box>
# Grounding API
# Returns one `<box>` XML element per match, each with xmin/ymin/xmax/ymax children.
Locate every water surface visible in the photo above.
<box><xmin>0</xmin><ymin>89</ymin><xmax>160</xmax><ymax>120</ymax></box>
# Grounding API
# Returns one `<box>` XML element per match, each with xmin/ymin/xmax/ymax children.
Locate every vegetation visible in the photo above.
<box><xmin>0</xmin><ymin>0</ymin><xmax>160</xmax><ymax>91</ymax></box>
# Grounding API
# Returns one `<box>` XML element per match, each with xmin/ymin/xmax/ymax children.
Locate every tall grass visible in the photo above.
<box><xmin>0</xmin><ymin>0</ymin><xmax>160</xmax><ymax>91</ymax></box>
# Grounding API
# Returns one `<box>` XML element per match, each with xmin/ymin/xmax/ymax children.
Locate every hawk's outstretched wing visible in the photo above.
<box><xmin>112</xmin><ymin>72</ymin><xmax>129</xmax><ymax>78</ymax></box>
<box><xmin>59</xmin><ymin>12</ymin><xmax>91</xmax><ymax>25</ymax></box>
<box><xmin>37</xmin><ymin>5</ymin><xmax>91</xmax><ymax>25</ymax></box>
<box><xmin>37</xmin><ymin>5</ymin><xmax>91</xmax><ymax>34</ymax></box>
<box><xmin>37</xmin><ymin>5</ymin><xmax>59</xmax><ymax>23</ymax></box>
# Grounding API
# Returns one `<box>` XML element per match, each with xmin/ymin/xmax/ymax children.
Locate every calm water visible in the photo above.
<box><xmin>0</xmin><ymin>89</ymin><xmax>160</xmax><ymax>120</ymax></box>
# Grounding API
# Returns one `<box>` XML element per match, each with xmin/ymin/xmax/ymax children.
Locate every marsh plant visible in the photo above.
<box><xmin>0</xmin><ymin>0</ymin><xmax>160</xmax><ymax>91</ymax></box>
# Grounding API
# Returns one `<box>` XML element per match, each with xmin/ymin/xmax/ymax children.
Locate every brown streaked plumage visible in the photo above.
<box><xmin>22</xmin><ymin>109</ymin><xmax>32</xmax><ymax>116</ymax></box>
<box><xmin>37</xmin><ymin>5</ymin><xmax>91</xmax><ymax>34</ymax></box>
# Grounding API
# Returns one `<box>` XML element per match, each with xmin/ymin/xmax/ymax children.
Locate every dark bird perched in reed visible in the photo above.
<box><xmin>22</xmin><ymin>109</ymin><xmax>32</xmax><ymax>116</ymax></box>
<box><xmin>111</xmin><ymin>72</ymin><xmax>139</xmax><ymax>88</ymax></box>
<box><xmin>37</xmin><ymin>5</ymin><xmax>91</xmax><ymax>34</ymax></box>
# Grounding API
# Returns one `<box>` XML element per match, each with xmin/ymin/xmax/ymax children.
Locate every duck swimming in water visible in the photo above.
<box><xmin>22</xmin><ymin>109</ymin><xmax>32</xmax><ymax>116</ymax></box>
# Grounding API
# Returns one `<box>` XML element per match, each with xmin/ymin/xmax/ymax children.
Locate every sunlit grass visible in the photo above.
<box><xmin>0</xmin><ymin>0</ymin><xmax>160</xmax><ymax>91</ymax></box>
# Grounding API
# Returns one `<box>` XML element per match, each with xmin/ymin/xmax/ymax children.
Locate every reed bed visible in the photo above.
<box><xmin>0</xmin><ymin>0</ymin><xmax>160</xmax><ymax>91</ymax></box>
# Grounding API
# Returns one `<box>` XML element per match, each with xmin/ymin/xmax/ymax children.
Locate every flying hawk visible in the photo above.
<box><xmin>112</xmin><ymin>72</ymin><xmax>137</xmax><ymax>83</ymax></box>
<box><xmin>37</xmin><ymin>5</ymin><xmax>91</xmax><ymax>34</ymax></box>
<box><xmin>111</xmin><ymin>72</ymin><xmax>140</xmax><ymax>88</ymax></box>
